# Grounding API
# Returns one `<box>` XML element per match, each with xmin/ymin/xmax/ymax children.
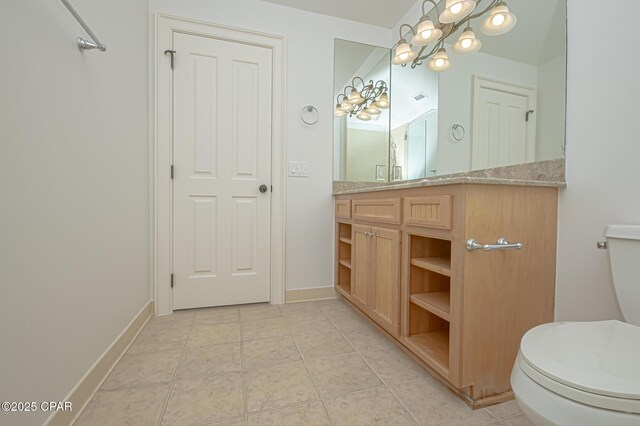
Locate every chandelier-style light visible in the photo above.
<box><xmin>393</xmin><ymin>0</ymin><xmax>518</xmax><ymax>72</ymax></box>
<box><xmin>334</xmin><ymin>77</ymin><xmax>390</xmax><ymax>121</ymax></box>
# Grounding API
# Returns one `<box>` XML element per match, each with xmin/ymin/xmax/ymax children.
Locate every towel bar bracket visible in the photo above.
<box><xmin>60</xmin><ymin>0</ymin><xmax>107</xmax><ymax>52</ymax></box>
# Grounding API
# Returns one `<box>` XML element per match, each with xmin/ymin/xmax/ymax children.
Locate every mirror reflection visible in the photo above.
<box><xmin>334</xmin><ymin>0</ymin><xmax>567</xmax><ymax>183</ymax></box>
<box><xmin>333</xmin><ymin>40</ymin><xmax>391</xmax><ymax>182</ymax></box>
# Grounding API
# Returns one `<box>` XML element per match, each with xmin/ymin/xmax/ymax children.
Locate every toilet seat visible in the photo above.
<box><xmin>518</xmin><ymin>320</ymin><xmax>640</xmax><ymax>414</ymax></box>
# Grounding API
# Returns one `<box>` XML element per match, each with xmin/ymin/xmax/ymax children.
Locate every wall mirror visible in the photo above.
<box><xmin>333</xmin><ymin>39</ymin><xmax>391</xmax><ymax>182</ymax></box>
<box><xmin>334</xmin><ymin>0</ymin><xmax>567</xmax><ymax>183</ymax></box>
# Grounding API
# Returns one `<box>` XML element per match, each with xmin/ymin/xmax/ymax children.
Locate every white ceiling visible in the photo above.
<box><xmin>259</xmin><ymin>0</ymin><xmax>417</xmax><ymax>29</ymax></box>
<box><xmin>466</xmin><ymin>0</ymin><xmax>565</xmax><ymax>66</ymax></box>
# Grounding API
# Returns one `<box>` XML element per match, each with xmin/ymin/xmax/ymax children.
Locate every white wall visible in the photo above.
<box><xmin>437</xmin><ymin>49</ymin><xmax>538</xmax><ymax>175</ymax></box>
<box><xmin>345</xmin><ymin>128</ymin><xmax>389</xmax><ymax>182</ymax></box>
<box><xmin>148</xmin><ymin>0</ymin><xmax>392</xmax><ymax>291</ymax></box>
<box><xmin>536</xmin><ymin>55</ymin><xmax>566</xmax><ymax>161</ymax></box>
<box><xmin>555</xmin><ymin>0</ymin><xmax>640</xmax><ymax>321</ymax></box>
<box><xmin>0</xmin><ymin>1</ymin><xmax>150</xmax><ymax>425</ymax></box>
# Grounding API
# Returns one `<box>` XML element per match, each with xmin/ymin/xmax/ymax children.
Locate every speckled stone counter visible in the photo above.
<box><xmin>333</xmin><ymin>159</ymin><xmax>565</xmax><ymax>195</ymax></box>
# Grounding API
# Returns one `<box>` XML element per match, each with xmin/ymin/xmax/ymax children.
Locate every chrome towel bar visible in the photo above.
<box><xmin>466</xmin><ymin>237</ymin><xmax>523</xmax><ymax>252</ymax></box>
<box><xmin>60</xmin><ymin>0</ymin><xmax>106</xmax><ymax>52</ymax></box>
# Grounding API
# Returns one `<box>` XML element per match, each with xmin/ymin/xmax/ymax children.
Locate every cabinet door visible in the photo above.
<box><xmin>370</xmin><ymin>227</ymin><xmax>401</xmax><ymax>336</ymax></box>
<box><xmin>351</xmin><ymin>224</ymin><xmax>372</xmax><ymax>313</ymax></box>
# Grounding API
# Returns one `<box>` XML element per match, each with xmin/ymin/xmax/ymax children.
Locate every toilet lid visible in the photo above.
<box><xmin>520</xmin><ymin>320</ymin><xmax>640</xmax><ymax>400</ymax></box>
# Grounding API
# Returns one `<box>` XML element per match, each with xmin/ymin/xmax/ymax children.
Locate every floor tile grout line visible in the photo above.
<box><xmin>386</xmin><ymin>381</ymin><xmax>424</xmax><ymax>426</ymax></box>
<box><xmin>244</xmin><ymin>397</ymin><xmax>332</xmax><ymax>420</ymax></box>
<box><xmin>319</xmin><ymin>384</ymin><xmax>388</xmax><ymax>401</ymax></box>
<box><xmin>289</xmin><ymin>327</ymin><xmax>337</xmax><ymax>426</ymax></box>
<box><xmin>240</xmin><ymin>334</ymin><xmax>249</xmax><ymax>419</ymax></box>
<box><xmin>156</xmin><ymin>312</ymin><xmax>196</xmax><ymax>426</ymax></box>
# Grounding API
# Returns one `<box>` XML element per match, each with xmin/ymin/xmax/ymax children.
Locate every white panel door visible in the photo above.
<box><xmin>172</xmin><ymin>33</ymin><xmax>272</xmax><ymax>310</ymax></box>
<box><xmin>472</xmin><ymin>77</ymin><xmax>536</xmax><ymax>170</ymax></box>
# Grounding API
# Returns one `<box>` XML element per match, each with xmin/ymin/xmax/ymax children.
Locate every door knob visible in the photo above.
<box><xmin>259</xmin><ymin>184</ymin><xmax>268</xmax><ymax>193</ymax></box>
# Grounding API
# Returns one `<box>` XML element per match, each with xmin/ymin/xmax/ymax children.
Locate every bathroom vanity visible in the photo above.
<box><xmin>333</xmin><ymin>178</ymin><xmax>560</xmax><ymax>407</ymax></box>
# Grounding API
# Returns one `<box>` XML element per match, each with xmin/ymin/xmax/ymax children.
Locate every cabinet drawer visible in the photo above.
<box><xmin>352</xmin><ymin>198</ymin><xmax>401</xmax><ymax>225</ymax></box>
<box><xmin>404</xmin><ymin>196</ymin><xmax>453</xmax><ymax>229</ymax></box>
<box><xmin>335</xmin><ymin>200</ymin><xmax>351</xmax><ymax>219</ymax></box>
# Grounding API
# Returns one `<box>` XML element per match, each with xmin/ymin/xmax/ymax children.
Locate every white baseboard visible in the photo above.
<box><xmin>45</xmin><ymin>301</ymin><xmax>154</xmax><ymax>426</ymax></box>
<box><xmin>285</xmin><ymin>286</ymin><xmax>337</xmax><ymax>303</ymax></box>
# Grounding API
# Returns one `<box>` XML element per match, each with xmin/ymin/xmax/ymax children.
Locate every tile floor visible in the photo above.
<box><xmin>75</xmin><ymin>298</ymin><xmax>534</xmax><ymax>426</ymax></box>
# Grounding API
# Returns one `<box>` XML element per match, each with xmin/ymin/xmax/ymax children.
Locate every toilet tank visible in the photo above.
<box><xmin>605</xmin><ymin>225</ymin><xmax>640</xmax><ymax>326</ymax></box>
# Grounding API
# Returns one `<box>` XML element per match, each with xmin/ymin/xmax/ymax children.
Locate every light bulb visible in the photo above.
<box><xmin>492</xmin><ymin>13</ymin><xmax>505</xmax><ymax>26</ymax></box>
<box><xmin>366</xmin><ymin>105</ymin><xmax>381</xmax><ymax>115</ymax></box>
<box><xmin>392</xmin><ymin>39</ymin><xmax>416</xmax><ymax>65</ymax></box>
<box><xmin>440</xmin><ymin>0</ymin><xmax>476</xmax><ymax>24</ymax></box>
<box><xmin>428</xmin><ymin>48</ymin><xmax>450</xmax><ymax>72</ymax></box>
<box><xmin>412</xmin><ymin>18</ymin><xmax>443</xmax><ymax>46</ymax></box>
<box><xmin>377</xmin><ymin>93</ymin><xmax>390</xmax><ymax>109</ymax></box>
<box><xmin>356</xmin><ymin>111</ymin><xmax>371</xmax><ymax>121</ymax></box>
<box><xmin>348</xmin><ymin>88</ymin><xmax>364</xmax><ymax>105</ymax></box>
<box><xmin>481</xmin><ymin>2</ymin><xmax>517</xmax><ymax>36</ymax></box>
<box><xmin>453</xmin><ymin>27</ymin><xmax>482</xmax><ymax>54</ymax></box>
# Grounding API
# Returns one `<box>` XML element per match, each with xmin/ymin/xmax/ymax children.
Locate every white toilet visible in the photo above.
<box><xmin>511</xmin><ymin>225</ymin><xmax>640</xmax><ymax>426</ymax></box>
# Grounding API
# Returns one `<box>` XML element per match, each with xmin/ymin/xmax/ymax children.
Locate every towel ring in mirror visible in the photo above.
<box><xmin>301</xmin><ymin>105</ymin><xmax>319</xmax><ymax>126</ymax></box>
<box><xmin>452</xmin><ymin>124</ymin><xmax>465</xmax><ymax>141</ymax></box>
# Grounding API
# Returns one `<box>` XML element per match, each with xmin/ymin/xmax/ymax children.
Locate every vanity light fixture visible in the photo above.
<box><xmin>411</xmin><ymin>16</ymin><xmax>443</xmax><ymax>46</ymax></box>
<box><xmin>452</xmin><ymin>26</ymin><xmax>482</xmax><ymax>54</ymax></box>
<box><xmin>439</xmin><ymin>0</ymin><xmax>477</xmax><ymax>24</ymax></box>
<box><xmin>393</xmin><ymin>0</ymin><xmax>517</xmax><ymax>71</ymax></box>
<box><xmin>392</xmin><ymin>37</ymin><xmax>417</xmax><ymax>65</ymax></box>
<box><xmin>335</xmin><ymin>77</ymin><xmax>390</xmax><ymax>120</ymax></box>
<box><xmin>481</xmin><ymin>1</ymin><xmax>517</xmax><ymax>35</ymax></box>
<box><xmin>428</xmin><ymin>48</ymin><xmax>451</xmax><ymax>72</ymax></box>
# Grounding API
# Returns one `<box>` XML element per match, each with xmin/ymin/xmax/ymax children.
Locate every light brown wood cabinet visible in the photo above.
<box><xmin>350</xmin><ymin>225</ymin><xmax>401</xmax><ymax>335</ymax></box>
<box><xmin>334</xmin><ymin>184</ymin><xmax>558</xmax><ymax>408</ymax></box>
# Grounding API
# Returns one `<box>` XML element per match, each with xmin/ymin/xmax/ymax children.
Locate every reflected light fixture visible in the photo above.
<box><xmin>376</xmin><ymin>92</ymin><xmax>390</xmax><ymax>109</ymax></box>
<box><xmin>335</xmin><ymin>77</ymin><xmax>389</xmax><ymax>120</ymax></box>
<box><xmin>365</xmin><ymin>103</ymin><xmax>382</xmax><ymax>115</ymax></box>
<box><xmin>393</xmin><ymin>0</ymin><xmax>517</xmax><ymax>71</ymax></box>
<box><xmin>356</xmin><ymin>111</ymin><xmax>371</xmax><ymax>121</ymax></box>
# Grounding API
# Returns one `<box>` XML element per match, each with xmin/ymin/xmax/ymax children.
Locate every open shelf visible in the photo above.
<box><xmin>339</xmin><ymin>259</ymin><xmax>352</xmax><ymax>269</ymax></box>
<box><xmin>411</xmin><ymin>292</ymin><xmax>450</xmax><ymax>321</ymax></box>
<box><xmin>337</xmin><ymin>263</ymin><xmax>351</xmax><ymax>295</ymax></box>
<box><xmin>407</xmin><ymin>302</ymin><xmax>450</xmax><ymax>370</ymax></box>
<box><xmin>411</xmin><ymin>257</ymin><xmax>451</xmax><ymax>276</ymax></box>
<box><xmin>406</xmin><ymin>233</ymin><xmax>452</xmax><ymax>372</ymax></box>
<box><xmin>407</xmin><ymin>330</ymin><xmax>450</xmax><ymax>369</ymax></box>
<box><xmin>336</xmin><ymin>222</ymin><xmax>353</xmax><ymax>298</ymax></box>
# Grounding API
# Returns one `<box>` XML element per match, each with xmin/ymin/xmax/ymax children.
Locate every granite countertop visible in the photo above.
<box><xmin>333</xmin><ymin>159</ymin><xmax>566</xmax><ymax>195</ymax></box>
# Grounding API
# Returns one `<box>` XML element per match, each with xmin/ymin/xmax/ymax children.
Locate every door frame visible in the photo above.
<box><xmin>471</xmin><ymin>74</ymin><xmax>537</xmax><ymax>169</ymax></box>
<box><xmin>153</xmin><ymin>14</ymin><xmax>287</xmax><ymax>315</ymax></box>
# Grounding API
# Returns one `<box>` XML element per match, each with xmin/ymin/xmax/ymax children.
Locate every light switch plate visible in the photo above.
<box><xmin>288</xmin><ymin>161</ymin><xmax>309</xmax><ymax>178</ymax></box>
